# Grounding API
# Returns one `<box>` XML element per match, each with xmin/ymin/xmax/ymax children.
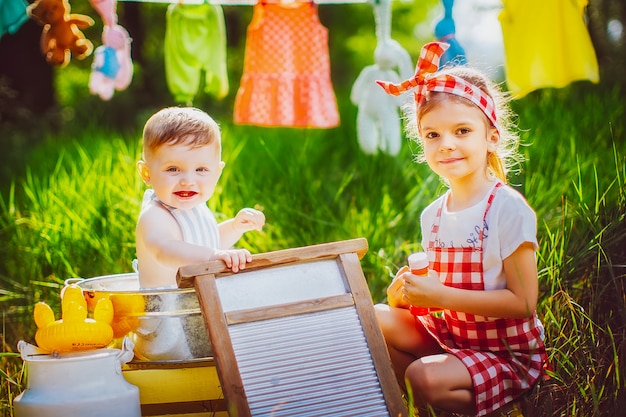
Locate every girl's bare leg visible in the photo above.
<box><xmin>374</xmin><ymin>304</ymin><xmax>442</xmax><ymax>387</ymax></box>
<box><xmin>406</xmin><ymin>353</ymin><xmax>475</xmax><ymax>415</ymax></box>
<box><xmin>375</xmin><ymin>305</ymin><xmax>475</xmax><ymax>415</ymax></box>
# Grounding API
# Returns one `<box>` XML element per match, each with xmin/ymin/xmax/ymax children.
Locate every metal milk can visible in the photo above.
<box><xmin>14</xmin><ymin>337</ymin><xmax>141</xmax><ymax>417</ymax></box>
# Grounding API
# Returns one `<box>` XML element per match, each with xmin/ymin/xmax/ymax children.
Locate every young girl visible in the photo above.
<box><xmin>374</xmin><ymin>42</ymin><xmax>547</xmax><ymax>416</ymax></box>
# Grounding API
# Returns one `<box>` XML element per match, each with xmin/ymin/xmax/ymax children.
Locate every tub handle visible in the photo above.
<box><xmin>17</xmin><ymin>340</ymin><xmax>49</xmax><ymax>360</ymax></box>
<box><xmin>115</xmin><ymin>337</ymin><xmax>136</xmax><ymax>372</ymax></box>
<box><xmin>64</xmin><ymin>277</ymin><xmax>84</xmax><ymax>287</ymax></box>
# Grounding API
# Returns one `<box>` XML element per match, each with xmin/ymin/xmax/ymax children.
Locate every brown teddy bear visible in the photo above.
<box><xmin>27</xmin><ymin>0</ymin><xmax>95</xmax><ymax>67</ymax></box>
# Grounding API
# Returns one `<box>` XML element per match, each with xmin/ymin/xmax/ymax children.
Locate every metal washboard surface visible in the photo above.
<box><xmin>228</xmin><ymin>307</ymin><xmax>390</xmax><ymax>417</ymax></box>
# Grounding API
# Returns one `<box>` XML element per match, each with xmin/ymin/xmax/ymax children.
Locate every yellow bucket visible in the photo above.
<box><xmin>122</xmin><ymin>359</ymin><xmax>227</xmax><ymax>417</ymax></box>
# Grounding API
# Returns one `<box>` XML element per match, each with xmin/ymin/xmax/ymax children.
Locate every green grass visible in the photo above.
<box><xmin>1</xmin><ymin>83</ymin><xmax>625</xmax><ymax>416</ymax></box>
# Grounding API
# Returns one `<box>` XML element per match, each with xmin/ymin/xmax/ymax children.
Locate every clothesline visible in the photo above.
<box><xmin>117</xmin><ymin>0</ymin><xmax>372</xmax><ymax>5</ymax></box>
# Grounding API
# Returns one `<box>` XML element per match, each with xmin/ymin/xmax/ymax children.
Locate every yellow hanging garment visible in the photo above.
<box><xmin>499</xmin><ymin>0</ymin><xmax>599</xmax><ymax>98</ymax></box>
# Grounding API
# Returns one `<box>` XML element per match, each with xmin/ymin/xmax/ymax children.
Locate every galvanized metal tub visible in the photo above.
<box><xmin>67</xmin><ymin>273</ymin><xmax>211</xmax><ymax>363</ymax></box>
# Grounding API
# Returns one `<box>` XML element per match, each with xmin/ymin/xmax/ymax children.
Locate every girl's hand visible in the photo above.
<box><xmin>401</xmin><ymin>269</ymin><xmax>443</xmax><ymax>309</ymax></box>
<box><xmin>234</xmin><ymin>208</ymin><xmax>265</xmax><ymax>233</ymax></box>
<box><xmin>214</xmin><ymin>248</ymin><xmax>252</xmax><ymax>273</ymax></box>
<box><xmin>387</xmin><ymin>265</ymin><xmax>410</xmax><ymax>308</ymax></box>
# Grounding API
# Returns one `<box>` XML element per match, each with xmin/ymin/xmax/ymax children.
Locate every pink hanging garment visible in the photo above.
<box><xmin>234</xmin><ymin>1</ymin><xmax>340</xmax><ymax>128</ymax></box>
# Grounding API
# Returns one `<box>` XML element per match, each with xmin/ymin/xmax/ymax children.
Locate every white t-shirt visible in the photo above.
<box><xmin>420</xmin><ymin>182</ymin><xmax>538</xmax><ymax>291</ymax></box>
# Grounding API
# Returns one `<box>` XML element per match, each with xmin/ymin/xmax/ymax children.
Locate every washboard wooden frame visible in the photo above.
<box><xmin>177</xmin><ymin>238</ymin><xmax>407</xmax><ymax>417</ymax></box>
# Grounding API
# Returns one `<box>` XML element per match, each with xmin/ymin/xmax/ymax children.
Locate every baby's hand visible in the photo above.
<box><xmin>234</xmin><ymin>208</ymin><xmax>265</xmax><ymax>233</ymax></box>
<box><xmin>214</xmin><ymin>248</ymin><xmax>252</xmax><ymax>273</ymax></box>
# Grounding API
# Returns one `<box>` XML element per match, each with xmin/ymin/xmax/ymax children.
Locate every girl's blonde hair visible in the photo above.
<box><xmin>403</xmin><ymin>66</ymin><xmax>522</xmax><ymax>183</ymax></box>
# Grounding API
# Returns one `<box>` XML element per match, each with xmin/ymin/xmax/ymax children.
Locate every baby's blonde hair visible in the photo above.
<box><xmin>142</xmin><ymin>107</ymin><xmax>221</xmax><ymax>158</ymax></box>
<box><xmin>403</xmin><ymin>66</ymin><xmax>521</xmax><ymax>183</ymax></box>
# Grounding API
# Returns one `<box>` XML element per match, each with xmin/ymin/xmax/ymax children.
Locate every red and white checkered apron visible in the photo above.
<box><xmin>233</xmin><ymin>1</ymin><xmax>339</xmax><ymax>128</ymax></box>
<box><xmin>419</xmin><ymin>183</ymin><xmax>547</xmax><ymax>416</ymax></box>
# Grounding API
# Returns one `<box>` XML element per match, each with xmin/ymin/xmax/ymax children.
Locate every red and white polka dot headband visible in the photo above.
<box><xmin>376</xmin><ymin>42</ymin><xmax>501</xmax><ymax>134</ymax></box>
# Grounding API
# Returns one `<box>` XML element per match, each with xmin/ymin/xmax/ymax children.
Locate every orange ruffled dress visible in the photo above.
<box><xmin>233</xmin><ymin>1</ymin><xmax>340</xmax><ymax>128</ymax></box>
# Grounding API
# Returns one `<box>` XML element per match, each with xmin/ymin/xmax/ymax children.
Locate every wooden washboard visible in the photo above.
<box><xmin>177</xmin><ymin>238</ymin><xmax>407</xmax><ymax>417</ymax></box>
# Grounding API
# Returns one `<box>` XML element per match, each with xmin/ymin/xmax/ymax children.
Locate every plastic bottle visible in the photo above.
<box><xmin>407</xmin><ymin>252</ymin><xmax>430</xmax><ymax>316</ymax></box>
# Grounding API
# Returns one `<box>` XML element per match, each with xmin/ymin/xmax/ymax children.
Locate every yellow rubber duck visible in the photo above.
<box><xmin>34</xmin><ymin>284</ymin><xmax>114</xmax><ymax>353</ymax></box>
<box><xmin>84</xmin><ymin>290</ymin><xmax>145</xmax><ymax>339</ymax></box>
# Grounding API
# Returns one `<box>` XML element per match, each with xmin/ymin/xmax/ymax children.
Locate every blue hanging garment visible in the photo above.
<box><xmin>434</xmin><ymin>0</ymin><xmax>466</xmax><ymax>67</ymax></box>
